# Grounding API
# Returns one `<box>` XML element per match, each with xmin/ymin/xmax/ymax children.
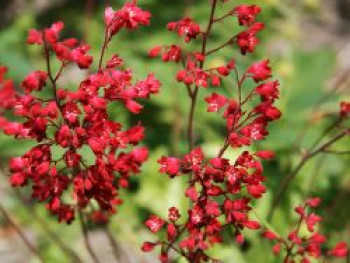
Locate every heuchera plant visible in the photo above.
<box><xmin>142</xmin><ymin>1</ymin><xmax>349</xmax><ymax>262</ymax></box>
<box><xmin>142</xmin><ymin>1</ymin><xmax>280</xmax><ymax>262</ymax></box>
<box><xmin>0</xmin><ymin>1</ymin><xmax>349</xmax><ymax>263</ymax></box>
<box><xmin>0</xmin><ymin>1</ymin><xmax>159</xmax><ymax>224</ymax></box>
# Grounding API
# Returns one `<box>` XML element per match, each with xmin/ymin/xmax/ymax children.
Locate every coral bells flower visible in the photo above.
<box><xmin>205</xmin><ymin>92</ymin><xmax>228</xmax><ymax>112</ymax></box>
<box><xmin>233</xmin><ymin>5</ymin><xmax>262</xmax><ymax>26</ymax></box>
<box><xmin>236</xmin><ymin>22</ymin><xmax>264</xmax><ymax>55</ymax></box>
<box><xmin>21</xmin><ymin>70</ymin><xmax>48</xmax><ymax>93</ymax></box>
<box><xmin>27</xmin><ymin>29</ymin><xmax>43</xmax><ymax>45</ymax></box>
<box><xmin>168</xmin><ymin>207</ymin><xmax>181</xmax><ymax>222</ymax></box>
<box><xmin>255</xmin><ymin>81</ymin><xmax>280</xmax><ymax>100</ymax></box>
<box><xmin>305</xmin><ymin>197</ymin><xmax>321</xmax><ymax>208</ymax></box>
<box><xmin>255</xmin><ymin>150</ymin><xmax>275</xmax><ymax>159</ymax></box>
<box><xmin>158</xmin><ymin>156</ymin><xmax>181</xmax><ymax>177</ymax></box>
<box><xmin>167</xmin><ymin>17</ymin><xmax>201</xmax><ymax>42</ymax></box>
<box><xmin>176</xmin><ymin>61</ymin><xmax>210</xmax><ymax>88</ymax></box>
<box><xmin>149</xmin><ymin>45</ymin><xmax>183</xmax><ymax>63</ymax></box>
<box><xmin>106</xmin><ymin>54</ymin><xmax>124</xmax><ymax>68</ymax></box>
<box><xmin>105</xmin><ymin>0</ymin><xmax>151</xmax><ymax>36</ymax></box>
<box><xmin>145</xmin><ymin>215</ymin><xmax>165</xmax><ymax>233</ymax></box>
<box><xmin>340</xmin><ymin>101</ymin><xmax>350</xmax><ymax>117</ymax></box>
<box><xmin>262</xmin><ymin>230</ymin><xmax>278</xmax><ymax>240</ymax></box>
<box><xmin>144</xmin><ymin>150</ymin><xmax>269</xmax><ymax>260</ymax></box>
<box><xmin>0</xmin><ymin>0</ymin><xmax>158</xmax><ymax>224</ymax></box>
<box><xmin>330</xmin><ymin>242</ymin><xmax>348</xmax><ymax>257</ymax></box>
<box><xmin>141</xmin><ymin>242</ymin><xmax>157</xmax><ymax>252</ymax></box>
<box><xmin>0</xmin><ymin>69</ymin><xmax>16</xmax><ymax>109</ymax></box>
<box><xmin>248</xmin><ymin>59</ymin><xmax>272</xmax><ymax>82</ymax></box>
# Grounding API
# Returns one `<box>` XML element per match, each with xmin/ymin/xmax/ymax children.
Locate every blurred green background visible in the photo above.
<box><xmin>0</xmin><ymin>0</ymin><xmax>349</xmax><ymax>262</ymax></box>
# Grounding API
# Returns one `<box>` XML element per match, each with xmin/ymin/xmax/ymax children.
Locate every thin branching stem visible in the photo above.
<box><xmin>268</xmin><ymin>130</ymin><xmax>349</xmax><ymax>221</ymax></box>
<box><xmin>187</xmin><ymin>0</ymin><xmax>218</xmax><ymax>151</ymax></box>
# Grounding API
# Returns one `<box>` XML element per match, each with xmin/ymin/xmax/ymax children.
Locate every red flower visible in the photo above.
<box><xmin>306</xmin><ymin>197</ymin><xmax>322</xmax><ymax>208</ymax></box>
<box><xmin>70</xmin><ymin>45</ymin><xmax>93</xmax><ymax>69</ymax></box>
<box><xmin>27</xmin><ymin>29</ymin><xmax>43</xmax><ymax>45</ymax></box>
<box><xmin>105</xmin><ymin>1</ymin><xmax>151</xmax><ymax>36</ymax></box>
<box><xmin>262</xmin><ymin>230</ymin><xmax>278</xmax><ymax>240</ymax></box>
<box><xmin>44</xmin><ymin>21</ymin><xmax>64</xmax><ymax>44</ymax></box>
<box><xmin>126</xmin><ymin>124</ymin><xmax>145</xmax><ymax>144</ymax></box>
<box><xmin>255</xmin><ymin>81</ymin><xmax>280</xmax><ymax>100</ymax></box>
<box><xmin>305</xmin><ymin>213</ymin><xmax>322</xmax><ymax>232</ymax></box>
<box><xmin>216</xmin><ymin>66</ymin><xmax>230</xmax><ymax>76</ymax></box>
<box><xmin>309</xmin><ymin>233</ymin><xmax>326</xmax><ymax>244</ymax></box>
<box><xmin>255</xmin><ymin>150</ymin><xmax>275</xmax><ymax>159</ymax></box>
<box><xmin>168</xmin><ymin>207</ymin><xmax>181</xmax><ymax>222</ymax></box>
<box><xmin>205</xmin><ymin>92</ymin><xmax>228</xmax><ymax>112</ymax></box>
<box><xmin>247</xmin><ymin>59</ymin><xmax>272</xmax><ymax>82</ymax></box>
<box><xmin>162</xmin><ymin>45</ymin><xmax>183</xmax><ymax>63</ymax></box>
<box><xmin>149</xmin><ymin>46</ymin><xmax>162</xmax><ymax>57</ymax></box>
<box><xmin>330</xmin><ymin>242</ymin><xmax>348</xmax><ymax>257</ymax></box>
<box><xmin>233</xmin><ymin>5</ymin><xmax>262</xmax><ymax>26</ymax></box>
<box><xmin>10</xmin><ymin>172</ymin><xmax>27</xmax><ymax>187</ymax></box>
<box><xmin>167</xmin><ymin>223</ymin><xmax>177</xmax><ymax>240</ymax></box>
<box><xmin>145</xmin><ymin>215</ymin><xmax>165</xmax><ymax>233</ymax></box>
<box><xmin>242</xmin><ymin>220</ymin><xmax>261</xmax><ymax>229</ymax></box>
<box><xmin>340</xmin><ymin>101</ymin><xmax>350</xmax><ymax>117</ymax></box>
<box><xmin>158</xmin><ymin>156</ymin><xmax>181</xmax><ymax>177</ymax></box>
<box><xmin>106</xmin><ymin>54</ymin><xmax>124</xmax><ymax>68</ymax></box>
<box><xmin>21</xmin><ymin>71</ymin><xmax>47</xmax><ymax>93</ymax></box>
<box><xmin>63</xmin><ymin>151</ymin><xmax>81</xmax><ymax>168</ymax></box>
<box><xmin>159</xmin><ymin>252</ymin><xmax>169</xmax><ymax>263</ymax></box>
<box><xmin>141</xmin><ymin>242</ymin><xmax>157</xmax><ymax>252</ymax></box>
<box><xmin>272</xmin><ymin>243</ymin><xmax>281</xmax><ymax>255</ymax></box>
<box><xmin>167</xmin><ymin>17</ymin><xmax>201</xmax><ymax>42</ymax></box>
<box><xmin>125</xmin><ymin>99</ymin><xmax>143</xmax><ymax>114</ymax></box>
<box><xmin>185</xmin><ymin>186</ymin><xmax>198</xmax><ymax>202</ymax></box>
<box><xmin>247</xmin><ymin>184</ymin><xmax>266</xmax><ymax>198</ymax></box>
<box><xmin>236</xmin><ymin>22</ymin><xmax>264</xmax><ymax>55</ymax></box>
<box><xmin>0</xmin><ymin>79</ymin><xmax>16</xmax><ymax>109</ymax></box>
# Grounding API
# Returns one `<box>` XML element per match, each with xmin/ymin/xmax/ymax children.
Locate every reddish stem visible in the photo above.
<box><xmin>213</xmin><ymin>12</ymin><xmax>232</xmax><ymax>23</ymax></box>
<box><xmin>43</xmin><ymin>32</ymin><xmax>68</xmax><ymax>128</ymax></box>
<box><xmin>98</xmin><ymin>27</ymin><xmax>110</xmax><ymax>70</ymax></box>
<box><xmin>283</xmin><ymin>207</ymin><xmax>305</xmax><ymax>262</ymax></box>
<box><xmin>187</xmin><ymin>0</ymin><xmax>218</xmax><ymax>151</ymax></box>
<box><xmin>206</xmin><ymin>36</ymin><xmax>235</xmax><ymax>56</ymax></box>
<box><xmin>217</xmin><ymin>72</ymin><xmax>250</xmax><ymax>158</ymax></box>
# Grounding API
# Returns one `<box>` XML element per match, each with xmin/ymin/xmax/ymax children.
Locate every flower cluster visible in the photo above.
<box><xmin>0</xmin><ymin>1</ymin><xmax>159</xmax><ymax>224</ymax></box>
<box><xmin>27</xmin><ymin>21</ymin><xmax>93</xmax><ymax>69</ymax></box>
<box><xmin>143</xmin><ymin>148</ymin><xmax>275</xmax><ymax>262</ymax></box>
<box><xmin>143</xmin><ymin>1</ymin><xmax>282</xmax><ymax>262</ymax></box>
<box><xmin>167</xmin><ymin>18</ymin><xmax>201</xmax><ymax>43</ymax></box>
<box><xmin>262</xmin><ymin>198</ymin><xmax>348</xmax><ymax>262</ymax></box>
<box><xmin>104</xmin><ymin>0</ymin><xmax>151</xmax><ymax>37</ymax></box>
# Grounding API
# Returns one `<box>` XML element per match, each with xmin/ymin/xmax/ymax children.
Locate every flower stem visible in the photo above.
<box><xmin>187</xmin><ymin>0</ymin><xmax>218</xmax><ymax>151</ymax></box>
